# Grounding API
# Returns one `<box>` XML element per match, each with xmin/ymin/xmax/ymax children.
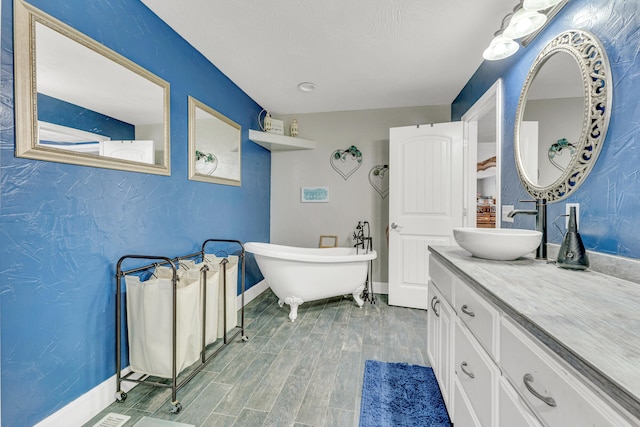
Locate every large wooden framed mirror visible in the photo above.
<box><xmin>514</xmin><ymin>30</ymin><xmax>612</xmax><ymax>202</ymax></box>
<box><xmin>188</xmin><ymin>97</ymin><xmax>241</xmax><ymax>186</ymax></box>
<box><xmin>14</xmin><ymin>0</ymin><xmax>171</xmax><ymax>175</ymax></box>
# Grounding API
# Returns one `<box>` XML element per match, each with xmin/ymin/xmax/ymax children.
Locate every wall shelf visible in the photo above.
<box><xmin>477</xmin><ymin>166</ymin><xmax>496</xmax><ymax>180</ymax></box>
<box><xmin>249</xmin><ymin>129</ymin><xmax>316</xmax><ymax>151</ymax></box>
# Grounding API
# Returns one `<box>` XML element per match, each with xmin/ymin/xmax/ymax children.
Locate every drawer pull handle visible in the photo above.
<box><xmin>523</xmin><ymin>373</ymin><xmax>557</xmax><ymax>407</ymax></box>
<box><xmin>430</xmin><ymin>296</ymin><xmax>437</xmax><ymax>310</ymax></box>
<box><xmin>461</xmin><ymin>304</ymin><xmax>475</xmax><ymax>317</ymax></box>
<box><xmin>460</xmin><ymin>361</ymin><xmax>475</xmax><ymax>379</ymax></box>
<box><xmin>433</xmin><ymin>299</ymin><xmax>440</xmax><ymax>317</ymax></box>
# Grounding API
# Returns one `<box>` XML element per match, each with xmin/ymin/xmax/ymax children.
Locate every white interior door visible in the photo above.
<box><xmin>388</xmin><ymin>123</ymin><xmax>464</xmax><ymax>309</ymax></box>
<box><xmin>520</xmin><ymin>121</ymin><xmax>539</xmax><ymax>184</ymax></box>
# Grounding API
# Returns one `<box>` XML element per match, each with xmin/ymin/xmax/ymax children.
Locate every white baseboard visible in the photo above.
<box><xmin>238</xmin><ymin>279</ymin><xmax>269</xmax><ymax>307</ymax></box>
<box><xmin>372</xmin><ymin>281</ymin><xmax>388</xmax><ymax>294</ymax></box>
<box><xmin>33</xmin><ymin>369</ymin><xmax>141</xmax><ymax>427</ymax></box>
<box><xmin>35</xmin><ymin>281</ymin><xmax>270</xmax><ymax>427</ymax></box>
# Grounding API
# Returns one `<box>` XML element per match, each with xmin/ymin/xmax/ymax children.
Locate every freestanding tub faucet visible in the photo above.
<box><xmin>507</xmin><ymin>199</ymin><xmax>547</xmax><ymax>259</ymax></box>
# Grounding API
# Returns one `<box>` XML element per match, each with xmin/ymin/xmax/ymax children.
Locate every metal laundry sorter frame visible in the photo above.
<box><xmin>114</xmin><ymin>238</ymin><xmax>248</xmax><ymax>414</ymax></box>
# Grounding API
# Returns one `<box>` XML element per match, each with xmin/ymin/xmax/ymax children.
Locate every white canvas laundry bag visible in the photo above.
<box><xmin>180</xmin><ymin>259</ymin><xmax>220</xmax><ymax>345</ymax></box>
<box><xmin>204</xmin><ymin>255</ymin><xmax>238</xmax><ymax>338</ymax></box>
<box><xmin>124</xmin><ymin>264</ymin><xmax>201</xmax><ymax>378</ymax></box>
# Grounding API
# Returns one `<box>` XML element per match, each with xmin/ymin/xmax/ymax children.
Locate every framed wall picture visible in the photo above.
<box><xmin>301</xmin><ymin>187</ymin><xmax>329</xmax><ymax>203</ymax></box>
<box><xmin>319</xmin><ymin>235</ymin><xmax>338</xmax><ymax>248</ymax></box>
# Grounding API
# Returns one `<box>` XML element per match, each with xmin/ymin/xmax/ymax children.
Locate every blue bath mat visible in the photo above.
<box><xmin>359</xmin><ymin>360</ymin><xmax>451</xmax><ymax>427</ymax></box>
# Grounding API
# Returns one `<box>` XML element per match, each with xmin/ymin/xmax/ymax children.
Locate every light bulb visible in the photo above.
<box><xmin>504</xmin><ymin>7</ymin><xmax>547</xmax><ymax>39</ymax></box>
<box><xmin>483</xmin><ymin>35</ymin><xmax>519</xmax><ymax>61</ymax></box>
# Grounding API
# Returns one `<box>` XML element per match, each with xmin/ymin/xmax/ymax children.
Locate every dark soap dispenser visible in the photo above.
<box><xmin>557</xmin><ymin>206</ymin><xmax>589</xmax><ymax>270</ymax></box>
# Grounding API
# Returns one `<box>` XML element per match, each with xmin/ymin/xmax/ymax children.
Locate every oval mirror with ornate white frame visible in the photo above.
<box><xmin>514</xmin><ymin>30</ymin><xmax>612</xmax><ymax>202</ymax></box>
<box><xmin>14</xmin><ymin>0</ymin><xmax>171</xmax><ymax>175</ymax></box>
<box><xmin>188</xmin><ymin>96</ymin><xmax>241</xmax><ymax>186</ymax></box>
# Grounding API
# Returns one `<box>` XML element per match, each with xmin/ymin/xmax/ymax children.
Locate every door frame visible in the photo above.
<box><xmin>461</xmin><ymin>79</ymin><xmax>503</xmax><ymax>228</ymax></box>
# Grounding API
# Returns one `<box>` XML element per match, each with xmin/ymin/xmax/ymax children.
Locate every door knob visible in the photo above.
<box><xmin>391</xmin><ymin>223</ymin><xmax>401</xmax><ymax>229</ymax></box>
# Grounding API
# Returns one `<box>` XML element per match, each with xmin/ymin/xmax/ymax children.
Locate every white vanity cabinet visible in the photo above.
<box><xmin>429</xmin><ymin>256</ymin><xmax>502</xmax><ymax>426</ymax></box>
<box><xmin>427</xmin><ymin>252</ymin><xmax>638</xmax><ymax>427</ymax></box>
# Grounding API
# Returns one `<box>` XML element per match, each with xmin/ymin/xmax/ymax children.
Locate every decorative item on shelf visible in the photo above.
<box><xmin>548</xmin><ymin>138</ymin><xmax>576</xmax><ymax>171</ymax></box>
<box><xmin>330</xmin><ymin>145</ymin><xmax>363</xmax><ymax>180</ymax></box>
<box><xmin>290</xmin><ymin>119</ymin><xmax>299</xmax><ymax>137</ymax></box>
<box><xmin>258</xmin><ymin>109</ymin><xmax>284</xmax><ymax>135</ymax></box>
<box><xmin>194</xmin><ymin>150</ymin><xmax>218</xmax><ymax>176</ymax></box>
<box><xmin>476</xmin><ymin>196</ymin><xmax>496</xmax><ymax>228</ymax></box>
<box><xmin>368</xmin><ymin>164</ymin><xmax>389</xmax><ymax>198</ymax></box>
<box><xmin>477</xmin><ymin>156</ymin><xmax>497</xmax><ymax>171</ymax></box>
<box><xmin>557</xmin><ymin>205</ymin><xmax>589</xmax><ymax>270</ymax></box>
<box><xmin>258</xmin><ymin>109</ymin><xmax>272</xmax><ymax>132</ymax></box>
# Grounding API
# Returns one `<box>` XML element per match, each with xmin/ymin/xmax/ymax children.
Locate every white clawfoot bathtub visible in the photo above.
<box><xmin>245</xmin><ymin>242</ymin><xmax>377</xmax><ymax>321</ymax></box>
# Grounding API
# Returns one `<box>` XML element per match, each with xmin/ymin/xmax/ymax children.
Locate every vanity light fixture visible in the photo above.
<box><xmin>483</xmin><ymin>0</ymin><xmax>559</xmax><ymax>61</ymax></box>
<box><xmin>523</xmin><ymin>0</ymin><xmax>564</xmax><ymax>11</ymax></box>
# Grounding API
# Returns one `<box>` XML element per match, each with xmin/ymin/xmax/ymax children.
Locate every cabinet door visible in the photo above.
<box><xmin>427</xmin><ymin>281</ymin><xmax>453</xmax><ymax>410</ymax></box>
<box><xmin>454</xmin><ymin>377</ymin><xmax>482</xmax><ymax>427</ymax></box>
<box><xmin>427</xmin><ymin>281</ymin><xmax>440</xmax><ymax>368</ymax></box>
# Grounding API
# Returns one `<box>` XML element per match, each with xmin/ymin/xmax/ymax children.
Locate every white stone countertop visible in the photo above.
<box><xmin>429</xmin><ymin>245</ymin><xmax>640</xmax><ymax>420</ymax></box>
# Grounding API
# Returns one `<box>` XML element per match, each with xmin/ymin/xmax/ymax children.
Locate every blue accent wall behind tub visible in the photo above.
<box><xmin>452</xmin><ymin>0</ymin><xmax>640</xmax><ymax>260</ymax></box>
<box><xmin>0</xmin><ymin>0</ymin><xmax>270</xmax><ymax>425</ymax></box>
<box><xmin>38</xmin><ymin>93</ymin><xmax>136</xmax><ymax>141</ymax></box>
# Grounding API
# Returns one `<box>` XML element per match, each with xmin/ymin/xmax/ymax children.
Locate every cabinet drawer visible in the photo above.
<box><xmin>499</xmin><ymin>377</ymin><xmax>543</xmax><ymax>427</ymax></box>
<box><xmin>454</xmin><ymin>279</ymin><xmax>499</xmax><ymax>358</ymax></box>
<box><xmin>500</xmin><ymin>318</ymin><xmax>634</xmax><ymax>427</ymax></box>
<box><xmin>455</xmin><ymin>319</ymin><xmax>498</xmax><ymax>427</ymax></box>
<box><xmin>429</xmin><ymin>257</ymin><xmax>454</xmax><ymax>304</ymax></box>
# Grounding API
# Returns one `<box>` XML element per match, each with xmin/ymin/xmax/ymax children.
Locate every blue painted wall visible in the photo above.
<box><xmin>38</xmin><ymin>93</ymin><xmax>136</xmax><ymax>141</ymax></box>
<box><xmin>453</xmin><ymin>0</ymin><xmax>640</xmax><ymax>259</ymax></box>
<box><xmin>0</xmin><ymin>1</ymin><xmax>269</xmax><ymax>425</ymax></box>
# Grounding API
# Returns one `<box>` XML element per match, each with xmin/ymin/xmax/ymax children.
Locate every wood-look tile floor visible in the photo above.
<box><xmin>85</xmin><ymin>290</ymin><xmax>429</xmax><ymax>427</ymax></box>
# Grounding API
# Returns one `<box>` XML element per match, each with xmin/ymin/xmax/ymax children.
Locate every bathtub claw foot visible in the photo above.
<box><xmin>284</xmin><ymin>296</ymin><xmax>304</xmax><ymax>322</ymax></box>
<box><xmin>353</xmin><ymin>284</ymin><xmax>365</xmax><ymax>307</ymax></box>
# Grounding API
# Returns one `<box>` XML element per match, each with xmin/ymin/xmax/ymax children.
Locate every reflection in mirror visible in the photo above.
<box><xmin>188</xmin><ymin>97</ymin><xmax>241</xmax><ymax>186</ymax></box>
<box><xmin>14</xmin><ymin>0</ymin><xmax>171</xmax><ymax>175</ymax></box>
<box><xmin>514</xmin><ymin>30</ymin><xmax>611</xmax><ymax>202</ymax></box>
<box><xmin>519</xmin><ymin>52</ymin><xmax>585</xmax><ymax>187</ymax></box>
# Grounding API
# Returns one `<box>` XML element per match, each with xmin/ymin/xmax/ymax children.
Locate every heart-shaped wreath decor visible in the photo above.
<box><xmin>195</xmin><ymin>150</ymin><xmax>218</xmax><ymax>176</ymax></box>
<box><xmin>369</xmin><ymin>164</ymin><xmax>389</xmax><ymax>198</ymax></box>
<box><xmin>330</xmin><ymin>145</ymin><xmax>362</xmax><ymax>180</ymax></box>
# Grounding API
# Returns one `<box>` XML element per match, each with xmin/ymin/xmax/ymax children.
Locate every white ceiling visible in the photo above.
<box><xmin>141</xmin><ymin>0</ymin><xmax>517</xmax><ymax>115</ymax></box>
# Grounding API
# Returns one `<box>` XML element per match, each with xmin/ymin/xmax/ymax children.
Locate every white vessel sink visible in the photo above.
<box><xmin>453</xmin><ymin>227</ymin><xmax>542</xmax><ymax>261</ymax></box>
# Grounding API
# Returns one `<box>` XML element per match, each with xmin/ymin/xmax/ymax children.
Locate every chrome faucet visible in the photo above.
<box><xmin>507</xmin><ymin>199</ymin><xmax>547</xmax><ymax>259</ymax></box>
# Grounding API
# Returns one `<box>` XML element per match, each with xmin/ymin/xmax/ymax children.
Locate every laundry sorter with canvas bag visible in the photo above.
<box><xmin>114</xmin><ymin>239</ymin><xmax>247</xmax><ymax>414</ymax></box>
